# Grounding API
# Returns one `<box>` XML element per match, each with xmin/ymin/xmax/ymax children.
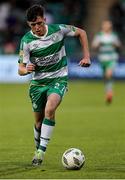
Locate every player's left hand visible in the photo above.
<box><xmin>79</xmin><ymin>58</ymin><xmax>91</xmax><ymax>67</ymax></box>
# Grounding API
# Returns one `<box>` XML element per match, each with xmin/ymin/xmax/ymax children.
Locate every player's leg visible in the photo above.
<box><xmin>29</xmin><ymin>85</ymin><xmax>48</xmax><ymax>165</ymax></box>
<box><xmin>38</xmin><ymin>93</ymin><xmax>61</xmax><ymax>152</ymax></box>
<box><xmin>29</xmin><ymin>85</ymin><xmax>47</xmax><ymax>150</ymax></box>
<box><xmin>104</xmin><ymin>60</ymin><xmax>116</xmax><ymax>103</ymax></box>
<box><xmin>38</xmin><ymin>82</ymin><xmax>67</xmax><ymax>155</ymax></box>
<box><xmin>32</xmin><ymin>109</ymin><xmax>47</xmax><ymax>166</ymax></box>
<box><xmin>33</xmin><ymin>93</ymin><xmax>61</xmax><ymax>166</ymax></box>
<box><xmin>33</xmin><ymin>82</ymin><xmax>67</xmax><ymax>165</ymax></box>
<box><xmin>101</xmin><ymin>61</ymin><xmax>115</xmax><ymax>103</ymax></box>
<box><xmin>33</xmin><ymin>110</ymin><xmax>44</xmax><ymax>149</ymax></box>
<box><xmin>105</xmin><ymin>68</ymin><xmax>113</xmax><ymax>103</ymax></box>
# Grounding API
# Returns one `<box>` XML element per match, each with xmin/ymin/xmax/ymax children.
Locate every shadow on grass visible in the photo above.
<box><xmin>0</xmin><ymin>162</ymin><xmax>46</xmax><ymax>178</ymax></box>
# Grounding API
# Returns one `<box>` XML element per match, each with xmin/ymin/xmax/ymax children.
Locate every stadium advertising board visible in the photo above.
<box><xmin>0</xmin><ymin>55</ymin><xmax>30</xmax><ymax>83</ymax></box>
<box><xmin>0</xmin><ymin>55</ymin><xmax>125</xmax><ymax>83</ymax></box>
<box><xmin>68</xmin><ymin>60</ymin><xmax>125</xmax><ymax>79</ymax></box>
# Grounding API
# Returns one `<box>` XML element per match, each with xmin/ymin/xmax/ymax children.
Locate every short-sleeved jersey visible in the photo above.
<box><xmin>92</xmin><ymin>32</ymin><xmax>120</xmax><ymax>62</ymax></box>
<box><xmin>18</xmin><ymin>24</ymin><xmax>77</xmax><ymax>85</ymax></box>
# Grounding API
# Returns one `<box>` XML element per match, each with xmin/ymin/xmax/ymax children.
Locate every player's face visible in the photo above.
<box><xmin>28</xmin><ymin>16</ymin><xmax>46</xmax><ymax>36</ymax></box>
<box><xmin>102</xmin><ymin>21</ymin><xmax>112</xmax><ymax>32</ymax></box>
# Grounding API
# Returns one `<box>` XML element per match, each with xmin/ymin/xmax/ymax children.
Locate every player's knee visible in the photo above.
<box><xmin>106</xmin><ymin>70</ymin><xmax>113</xmax><ymax>78</ymax></box>
<box><xmin>45</xmin><ymin>107</ymin><xmax>55</xmax><ymax>119</ymax></box>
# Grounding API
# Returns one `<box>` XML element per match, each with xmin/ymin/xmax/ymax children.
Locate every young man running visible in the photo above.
<box><xmin>18</xmin><ymin>4</ymin><xmax>91</xmax><ymax>166</ymax></box>
<box><xmin>92</xmin><ymin>20</ymin><xmax>121</xmax><ymax>103</ymax></box>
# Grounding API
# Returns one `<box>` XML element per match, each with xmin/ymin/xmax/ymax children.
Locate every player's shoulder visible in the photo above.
<box><xmin>21</xmin><ymin>31</ymin><xmax>35</xmax><ymax>43</ymax></box>
<box><xmin>97</xmin><ymin>31</ymin><xmax>104</xmax><ymax>36</ymax></box>
<box><xmin>93</xmin><ymin>31</ymin><xmax>103</xmax><ymax>38</ymax></box>
<box><xmin>47</xmin><ymin>24</ymin><xmax>61</xmax><ymax>35</ymax></box>
<box><xmin>47</xmin><ymin>24</ymin><xmax>71</xmax><ymax>34</ymax></box>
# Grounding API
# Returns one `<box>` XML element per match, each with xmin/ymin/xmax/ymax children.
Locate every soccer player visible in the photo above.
<box><xmin>18</xmin><ymin>4</ymin><xmax>91</xmax><ymax>166</ymax></box>
<box><xmin>92</xmin><ymin>20</ymin><xmax>121</xmax><ymax>103</ymax></box>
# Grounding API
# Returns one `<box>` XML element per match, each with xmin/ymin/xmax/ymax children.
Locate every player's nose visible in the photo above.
<box><xmin>35</xmin><ymin>24</ymin><xmax>39</xmax><ymax>29</ymax></box>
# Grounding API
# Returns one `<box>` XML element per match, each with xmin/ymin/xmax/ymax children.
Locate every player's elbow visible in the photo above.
<box><xmin>18</xmin><ymin>69</ymin><xmax>23</xmax><ymax>76</ymax></box>
<box><xmin>75</xmin><ymin>28</ymin><xmax>86</xmax><ymax>37</ymax></box>
<box><xmin>18</xmin><ymin>63</ymin><xmax>28</xmax><ymax>76</ymax></box>
<box><xmin>18</xmin><ymin>69</ymin><xmax>26</xmax><ymax>76</ymax></box>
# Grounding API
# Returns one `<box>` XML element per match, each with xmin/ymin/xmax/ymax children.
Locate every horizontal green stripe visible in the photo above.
<box><xmin>35</xmin><ymin>138</ymin><xmax>40</xmax><ymax>143</ymax></box>
<box><xmin>40</xmin><ymin>137</ymin><xmax>50</xmax><ymax>141</ymax></box>
<box><xmin>30</xmin><ymin>76</ymin><xmax>68</xmax><ymax>86</ymax></box>
<box><xmin>43</xmin><ymin>118</ymin><xmax>55</xmax><ymax>126</ymax></box>
<box><xmin>31</xmin><ymin>40</ymin><xmax>64</xmax><ymax>57</ymax></box>
<box><xmin>22</xmin><ymin>32</ymin><xmax>39</xmax><ymax>44</ymax></box>
<box><xmin>35</xmin><ymin>56</ymin><xmax>67</xmax><ymax>72</ymax></box>
<box><xmin>99</xmin><ymin>51</ymin><xmax>116</xmax><ymax>54</ymax></box>
<box><xmin>46</xmin><ymin>24</ymin><xmax>60</xmax><ymax>36</ymax></box>
<box><xmin>39</xmin><ymin>145</ymin><xmax>46</xmax><ymax>152</ymax></box>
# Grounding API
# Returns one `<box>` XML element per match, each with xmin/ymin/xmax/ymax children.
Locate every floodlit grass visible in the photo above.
<box><xmin>0</xmin><ymin>80</ymin><xmax>125</xmax><ymax>179</ymax></box>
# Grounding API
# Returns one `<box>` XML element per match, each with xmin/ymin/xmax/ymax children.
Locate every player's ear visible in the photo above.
<box><xmin>43</xmin><ymin>17</ymin><xmax>46</xmax><ymax>23</ymax></box>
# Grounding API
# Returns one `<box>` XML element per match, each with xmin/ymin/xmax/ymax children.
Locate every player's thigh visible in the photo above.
<box><xmin>105</xmin><ymin>61</ymin><xmax>116</xmax><ymax>78</ymax></box>
<box><xmin>47</xmin><ymin>82</ymin><xmax>67</xmax><ymax>99</ymax></box>
<box><xmin>45</xmin><ymin>82</ymin><xmax>67</xmax><ymax>112</ymax></box>
<box><xmin>46</xmin><ymin>93</ymin><xmax>61</xmax><ymax>112</ymax></box>
<box><xmin>105</xmin><ymin>68</ymin><xmax>113</xmax><ymax>78</ymax></box>
<box><xmin>29</xmin><ymin>85</ymin><xmax>48</xmax><ymax>112</ymax></box>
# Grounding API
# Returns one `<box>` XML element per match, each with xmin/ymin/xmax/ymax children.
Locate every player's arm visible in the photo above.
<box><xmin>18</xmin><ymin>38</ymin><xmax>36</xmax><ymax>76</ymax></box>
<box><xmin>75</xmin><ymin>28</ymin><xmax>91</xmax><ymax>67</ymax></box>
<box><xmin>113</xmin><ymin>35</ymin><xmax>121</xmax><ymax>48</ymax></box>
<box><xmin>18</xmin><ymin>63</ymin><xmax>35</xmax><ymax>76</ymax></box>
<box><xmin>91</xmin><ymin>34</ymin><xmax>101</xmax><ymax>49</ymax></box>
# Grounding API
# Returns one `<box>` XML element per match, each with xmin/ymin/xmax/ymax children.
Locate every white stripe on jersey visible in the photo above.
<box><xmin>29</xmin><ymin>31</ymin><xmax>63</xmax><ymax>51</ymax></box>
<box><xmin>32</xmin><ymin>66</ymin><xmax>68</xmax><ymax>80</ymax></box>
<box><xmin>98</xmin><ymin>54</ymin><xmax>118</xmax><ymax>61</ymax></box>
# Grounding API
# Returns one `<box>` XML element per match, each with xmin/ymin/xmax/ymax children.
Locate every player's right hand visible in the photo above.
<box><xmin>26</xmin><ymin>63</ymin><xmax>36</xmax><ymax>73</ymax></box>
<box><xmin>79</xmin><ymin>58</ymin><xmax>91</xmax><ymax>67</ymax></box>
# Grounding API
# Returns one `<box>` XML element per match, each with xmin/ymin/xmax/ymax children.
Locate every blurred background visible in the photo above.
<box><xmin>0</xmin><ymin>0</ymin><xmax>125</xmax><ymax>82</ymax></box>
<box><xmin>0</xmin><ymin>1</ymin><xmax>125</xmax><ymax>178</ymax></box>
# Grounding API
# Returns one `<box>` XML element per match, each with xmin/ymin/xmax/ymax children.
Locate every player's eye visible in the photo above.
<box><xmin>37</xmin><ymin>22</ymin><xmax>44</xmax><ymax>26</ymax></box>
<box><xmin>31</xmin><ymin>22</ymin><xmax>44</xmax><ymax>26</ymax></box>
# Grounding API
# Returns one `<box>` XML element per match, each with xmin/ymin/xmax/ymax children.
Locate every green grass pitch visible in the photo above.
<box><xmin>0</xmin><ymin>80</ymin><xmax>125</xmax><ymax>179</ymax></box>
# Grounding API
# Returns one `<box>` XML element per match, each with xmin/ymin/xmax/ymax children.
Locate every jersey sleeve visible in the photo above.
<box><xmin>59</xmin><ymin>24</ymin><xmax>77</xmax><ymax>37</ymax></box>
<box><xmin>18</xmin><ymin>38</ymin><xmax>30</xmax><ymax>64</ymax></box>
<box><xmin>113</xmin><ymin>33</ymin><xmax>121</xmax><ymax>46</ymax></box>
<box><xmin>92</xmin><ymin>34</ymin><xmax>101</xmax><ymax>47</ymax></box>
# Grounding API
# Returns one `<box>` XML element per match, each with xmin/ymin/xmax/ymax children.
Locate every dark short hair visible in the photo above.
<box><xmin>26</xmin><ymin>4</ymin><xmax>45</xmax><ymax>22</ymax></box>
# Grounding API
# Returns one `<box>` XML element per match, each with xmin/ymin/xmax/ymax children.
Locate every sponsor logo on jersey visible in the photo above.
<box><xmin>31</xmin><ymin>53</ymin><xmax>59</xmax><ymax>66</ymax></box>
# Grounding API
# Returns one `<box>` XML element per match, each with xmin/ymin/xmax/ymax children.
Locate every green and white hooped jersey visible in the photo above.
<box><xmin>18</xmin><ymin>24</ymin><xmax>77</xmax><ymax>85</ymax></box>
<box><xmin>92</xmin><ymin>32</ymin><xmax>120</xmax><ymax>62</ymax></box>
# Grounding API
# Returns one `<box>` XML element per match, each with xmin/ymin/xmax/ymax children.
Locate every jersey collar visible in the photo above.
<box><xmin>30</xmin><ymin>25</ymin><xmax>48</xmax><ymax>39</ymax></box>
